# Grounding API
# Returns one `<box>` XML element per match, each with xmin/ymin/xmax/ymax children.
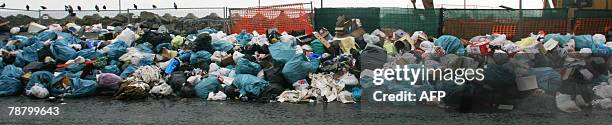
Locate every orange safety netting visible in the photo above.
<box><xmin>230</xmin><ymin>3</ymin><xmax>314</xmax><ymax>35</ymax></box>
<box><xmin>574</xmin><ymin>18</ymin><xmax>612</xmax><ymax>35</ymax></box>
<box><xmin>444</xmin><ymin>18</ymin><xmax>569</xmax><ymax>40</ymax></box>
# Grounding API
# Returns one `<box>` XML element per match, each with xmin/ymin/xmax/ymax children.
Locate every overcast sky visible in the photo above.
<box><xmin>1</xmin><ymin>0</ymin><xmax>544</xmax><ymax>10</ymax></box>
<box><xmin>0</xmin><ymin>0</ymin><xmax>546</xmax><ymax>18</ymax></box>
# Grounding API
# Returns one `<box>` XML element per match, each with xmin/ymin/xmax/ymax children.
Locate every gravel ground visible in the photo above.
<box><xmin>1</xmin><ymin>95</ymin><xmax>611</xmax><ymax>124</ymax></box>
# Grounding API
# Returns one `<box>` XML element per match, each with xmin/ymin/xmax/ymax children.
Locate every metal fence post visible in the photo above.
<box><xmin>127</xmin><ymin>9</ymin><xmax>131</xmax><ymax>24</ymax></box>
<box><xmin>38</xmin><ymin>10</ymin><xmax>42</xmax><ymax>24</ymax></box>
<box><xmin>438</xmin><ymin>8</ymin><xmax>444</xmax><ymax>37</ymax></box>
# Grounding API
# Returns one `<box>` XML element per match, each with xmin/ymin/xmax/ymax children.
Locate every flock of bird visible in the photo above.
<box><xmin>0</xmin><ymin>2</ymin><xmax>179</xmax><ymax>12</ymax></box>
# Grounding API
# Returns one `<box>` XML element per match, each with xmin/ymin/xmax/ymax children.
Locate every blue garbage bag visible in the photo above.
<box><xmin>164</xmin><ymin>58</ymin><xmax>180</xmax><ymax>75</ymax></box>
<box><xmin>195</xmin><ymin>76</ymin><xmax>222</xmax><ymax>98</ymax></box>
<box><xmin>26</xmin><ymin>71</ymin><xmax>54</xmax><ymax>90</ymax></box>
<box><xmin>11</xmin><ymin>35</ymin><xmax>30</xmax><ymax>43</ymax></box>
<box><xmin>268</xmin><ymin>42</ymin><xmax>296</xmax><ymax>64</ymax></box>
<box><xmin>233</xmin><ymin>74</ymin><xmax>270</xmax><ymax>96</ymax></box>
<box><xmin>574</xmin><ymin>35</ymin><xmax>594</xmax><ymax>50</ymax></box>
<box><xmin>434</xmin><ymin>35</ymin><xmax>465</xmax><ymax>55</ymax></box>
<box><xmin>120</xmin><ymin>65</ymin><xmax>138</xmax><ymax>78</ymax></box>
<box><xmin>235</xmin><ymin>58</ymin><xmax>261</xmax><ymax>75</ymax></box>
<box><xmin>528</xmin><ymin>67</ymin><xmax>561</xmax><ymax>92</ymax></box>
<box><xmin>178</xmin><ymin>52</ymin><xmax>191</xmax><ymax>62</ymax></box>
<box><xmin>77</xmin><ymin>49</ymin><xmax>102</xmax><ymax>60</ymax></box>
<box><xmin>544</xmin><ymin>34</ymin><xmax>572</xmax><ymax>46</ymax></box>
<box><xmin>135</xmin><ymin>42</ymin><xmax>153</xmax><ymax>53</ymax></box>
<box><xmin>212</xmin><ymin>40</ymin><xmax>234</xmax><ymax>52</ymax></box>
<box><xmin>0</xmin><ymin>76</ymin><xmax>21</xmax><ymax>96</ymax></box>
<box><xmin>135</xmin><ymin>54</ymin><xmax>154</xmax><ymax>67</ymax></box>
<box><xmin>32</xmin><ymin>31</ymin><xmax>57</xmax><ymax>43</ymax></box>
<box><xmin>591</xmin><ymin>43</ymin><xmax>612</xmax><ymax>57</ymax></box>
<box><xmin>0</xmin><ymin>57</ymin><xmax>4</xmax><ymax>68</ymax></box>
<box><xmin>281</xmin><ymin>54</ymin><xmax>319</xmax><ymax>83</ymax></box>
<box><xmin>107</xmin><ymin>41</ymin><xmax>129</xmax><ymax>60</ymax></box>
<box><xmin>197</xmin><ymin>27</ymin><xmax>218</xmax><ymax>34</ymax></box>
<box><xmin>155</xmin><ymin>43</ymin><xmax>173</xmax><ymax>53</ymax></box>
<box><xmin>190</xmin><ymin>51</ymin><xmax>212</xmax><ymax>65</ymax></box>
<box><xmin>352</xmin><ymin>87</ymin><xmax>362</xmax><ymax>101</ymax></box>
<box><xmin>236</xmin><ymin>31</ymin><xmax>253</xmax><ymax>45</ymax></box>
<box><xmin>1</xmin><ymin>65</ymin><xmax>24</xmax><ymax>78</ymax></box>
<box><xmin>483</xmin><ymin>64</ymin><xmax>516</xmax><ymax>89</ymax></box>
<box><xmin>14</xmin><ymin>42</ymin><xmax>42</xmax><ymax>67</ymax></box>
<box><xmin>50</xmin><ymin>77</ymin><xmax>97</xmax><ymax>98</ymax></box>
<box><xmin>102</xmin><ymin>65</ymin><xmax>122</xmax><ymax>75</ymax></box>
<box><xmin>65</xmin><ymin>64</ymin><xmax>85</xmax><ymax>73</ymax></box>
<box><xmin>50</xmin><ymin>40</ymin><xmax>78</xmax><ymax>62</ymax></box>
<box><xmin>56</xmin><ymin>32</ymin><xmax>80</xmax><ymax>44</ymax></box>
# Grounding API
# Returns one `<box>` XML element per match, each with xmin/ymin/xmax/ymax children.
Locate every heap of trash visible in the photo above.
<box><xmin>0</xmin><ymin>17</ymin><xmax>611</xmax><ymax>113</ymax></box>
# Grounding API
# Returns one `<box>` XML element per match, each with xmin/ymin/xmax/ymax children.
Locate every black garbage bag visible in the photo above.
<box><xmin>193</xmin><ymin>33</ymin><xmax>213</xmax><ymax>53</ymax></box>
<box><xmin>264</xmin><ymin>63</ymin><xmax>290</xmax><ymax>89</ymax></box>
<box><xmin>359</xmin><ymin>44</ymin><xmax>387</xmax><ymax>70</ymax></box>
<box><xmin>178</xmin><ymin>82</ymin><xmax>197</xmax><ymax>98</ymax></box>
<box><xmin>134</xmin><ymin>31</ymin><xmax>172</xmax><ymax>48</ymax></box>
<box><xmin>168</xmin><ymin>71</ymin><xmax>187</xmax><ymax>92</ymax></box>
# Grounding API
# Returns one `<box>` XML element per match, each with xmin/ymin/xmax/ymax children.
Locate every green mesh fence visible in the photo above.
<box><xmin>576</xmin><ymin>9</ymin><xmax>612</xmax><ymax>18</ymax></box>
<box><xmin>443</xmin><ymin>9</ymin><xmax>568</xmax><ymax>40</ymax></box>
<box><xmin>379</xmin><ymin>8</ymin><xmax>441</xmax><ymax>37</ymax></box>
<box><xmin>314</xmin><ymin>8</ymin><xmax>380</xmax><ymax>36</ymax></box>
<box><xmin>313</xmin><ymin>8</ymin><xmax>607</xmax><ymax>40</ymax></box>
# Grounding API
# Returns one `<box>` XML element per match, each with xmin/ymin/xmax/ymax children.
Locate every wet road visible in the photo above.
<box><xmin>1</xmin><ymin>95</ymin><xmax>611</xmax><ymax>124</ymax></box>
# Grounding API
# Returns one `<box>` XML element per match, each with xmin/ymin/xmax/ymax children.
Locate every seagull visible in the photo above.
<box><xmin>102</xmin><ymin>5</ymin><xmax>106</xmax><ymax>10</ymax></box>
<box><xmin>174</xmin><ymin>2</ymin><xmax>177</xmax><ymax>9</ymax></box>
<box><xmin>95</xmin><ymin>5</ymin><xmax>100</xmax><ymax>12</ymax></box>
<box><xmin>68</xmin><ymin>6</ymin><xmax>74</xmax><ymax>14</ymax></box>
<box><xmin>0</xmin><ymin>3</ymin><xmax>5</xmax><ymax>8</ymax></box>
<box><xmin>152</xmin><ymin>5</ymin><xmax>157</xmax><ymax>9</ymax></box>
<box><xmin>26</xmin><ymin>5</ymin><xmax>29</xmax><ymax>11</ymax></box>
<box><xmin>40</xmin><ymin>6</ymin><xmax>47</xmax><ymax>10</ymax></box>
<box><xmin>133</xmin><ymin>4</ymin><xmax>137</xmax><ymax>10</ymax></box>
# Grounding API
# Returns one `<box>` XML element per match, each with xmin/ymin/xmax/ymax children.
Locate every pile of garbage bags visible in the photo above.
<box><xmin>1</xmin><ymin>20</ymin><xmax>611</xmax><ymax>113</ymax></box>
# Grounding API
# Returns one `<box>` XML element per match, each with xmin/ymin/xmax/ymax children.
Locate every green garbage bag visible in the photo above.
<box><xmin>310</xmin><ymin>39</ymin><xmax>326</xmax><ymax>54</ymax></box>
<box><xmin>233</xmin><ymin>74</ymin><xmax>270</xmax><ymax>97</ymax></box>
<box><xmin>235</xmin><ymin>58</ymin><xmax>262</xmax><ymax>75</ymax></box>
<box><xmin>195</xmin><ymin>76</ymin><xmax>222</xmax><ymax>98</ymax></box>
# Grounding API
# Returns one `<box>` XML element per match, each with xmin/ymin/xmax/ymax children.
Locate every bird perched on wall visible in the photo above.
<box><xmin>95</xmin><ymin>5</ymin><xmax>100</xmax><ymax>12</ymax></box>
<box><xmin>40</xmin><ymin>6</ymin><xmax>47</xmax><ymax>10</ymax></box>
<box><xmin>133</xmin><ymin>4</ymin><xmax>138</xmax><ymax>10</ymax></box>
<box><xmin>64</xmin><ymin>5</ymin><xmax>69</xmax><ymax>11</ymax></box>
<box><xmin>152</xmin><ymin>5</ymin><xmax>157</xmax><ymax>9</ymax></box>
<box><xmin>174</xmin><ymin>2</ymin><xmax>177</xmax><ymax>9</ymax></box>
<box><xmin>68</xmin><ymin>6</ymin><xmax>74</xmax><ymax>14</ymax></box>
<box><xmin>103</xmin><ymin>5</ymin><xmax>106</xmax><ymax>10</ymax></box>
<box><xmin>26</xmin><ymin>5</ymin><xmax>29</xmax><ymax>11</ymax></box>
<box><xmin>77</xmin><ymin>6</ymin><xmax>82</xmax><ymax>11</ymax></box>
<box><xmin>0</xmin><ymin>3</ymin><xmax>5</xmax><ymax>8</ymax></box>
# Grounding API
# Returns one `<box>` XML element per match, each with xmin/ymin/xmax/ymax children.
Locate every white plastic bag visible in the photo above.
<box><xmin>339</xmin><ymin>73</ymin><xmax>359</xmax><ymax>86</ymax></box>
<box><xmin>149</xmin><ymin>83</ymin><xmax>173</xmax><ymax>96</ymax></box>
<box><xmin>26</xmin><ymin>83</ymin><xmax>49</xmax><ymax>99</ymax></box>
<box><xmin>207</xmin><ymin>91</ymin><xmax>227</xmax><ymax>101</ymax></box>
<box><xmin>556</xmin><ymin>92</ymin><xmax>581</xmax><ymax>113</ymax></box>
